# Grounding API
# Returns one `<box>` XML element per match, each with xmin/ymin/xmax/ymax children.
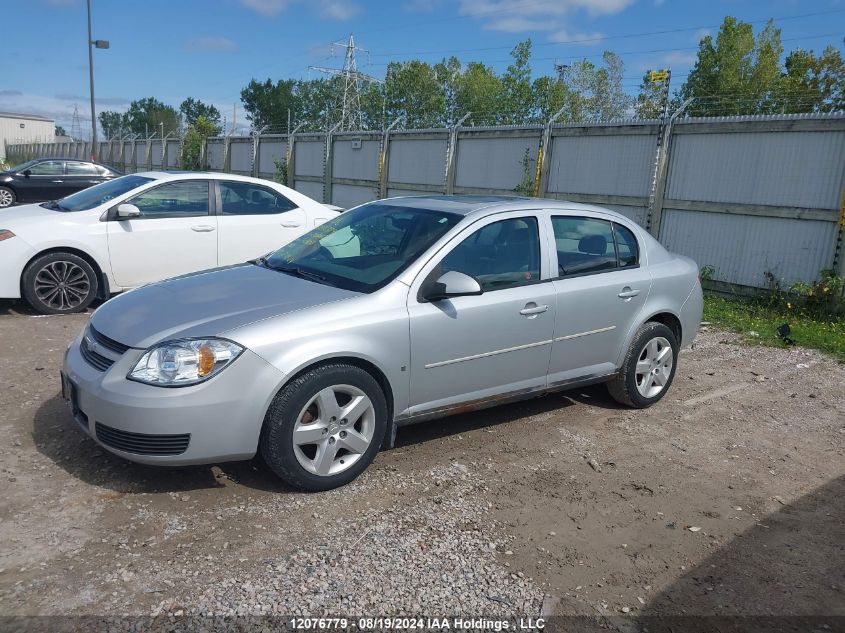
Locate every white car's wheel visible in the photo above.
<box><xmin>22</xmin><ymin>252</ymin><xmax>99</xmax><ymax>315</ymax></box>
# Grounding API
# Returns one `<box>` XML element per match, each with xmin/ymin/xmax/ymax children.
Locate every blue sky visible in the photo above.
<box><xmin>2</xmin><ymin>0</ymin><xmax>843</xmax><ymax>135</ymax></box>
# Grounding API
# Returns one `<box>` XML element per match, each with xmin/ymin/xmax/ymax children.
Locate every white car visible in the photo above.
<box><xmin>0</xmin><ymin>172</ymin><xmax>340</xmax><ymax>314</ymax></box>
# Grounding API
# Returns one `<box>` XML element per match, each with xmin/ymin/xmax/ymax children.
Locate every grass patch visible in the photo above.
<box><xmin>703</xmin><ymin>294</ymin><xmax>845</xmax><ymax>362</ymax></box>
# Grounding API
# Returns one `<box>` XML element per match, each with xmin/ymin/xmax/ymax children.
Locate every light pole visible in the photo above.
<box><xmin>87</xmin><ymin>0</ymin><xmax>109</xmax><ymax>160</ymax></box>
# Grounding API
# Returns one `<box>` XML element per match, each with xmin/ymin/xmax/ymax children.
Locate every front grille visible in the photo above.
<box><xmin>80</xmin><ymin>341</ymin><xmax>114</xmax><ymax>371</ymax></box>
<box><xmin>95</xmin><ymin>422</ymin><xmax>190</xmax><ymax>456</ymax></box>
<box><xmin>89</xmin><ymin>326</ymin><xmax>131</xmax><ymax>355</ymax></box>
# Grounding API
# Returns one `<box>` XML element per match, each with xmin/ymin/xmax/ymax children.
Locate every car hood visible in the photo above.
<box><xmin>0</xmin><ymin>203</ymin><xmax>62</xmax><ymax>227</ymax></box>
<box><xmin>90</xmin><ymin>263</ymin><xmax>361</xmax><ymax>349</ymax></box>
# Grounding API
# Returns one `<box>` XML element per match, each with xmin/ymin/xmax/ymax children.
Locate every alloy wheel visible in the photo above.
<box><xmin>0</xmin><ymin>189</ymin><xmax>13</xmax><ymax>208</ymax></box>
<box><xmin>33</xmin><ymin>261</ymin><xmax>91</xmax><ymax>311</ymax></box>
<box><xmin>292</xmin><ymin>384</ymin><xmax>376</xmax><ymax>476</ymax></box>
<box><xmin>635</xmin><ymin>336</ymin><xmax>673</xmax><ymax>398</ymax></box>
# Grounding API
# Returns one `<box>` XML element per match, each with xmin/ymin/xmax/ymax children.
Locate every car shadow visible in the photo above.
<box><xmin>545</xmin><ymin>475</ymin><xmax>845</xmax><ymax>632</ymax></box>
<box><xmin>32</xmin><ymin>383</ymin><xmax>626</xmax><ymax>495</ymax></box>
<box><xmin>0</xmin><ymin>298</ymin><xmax>103</xmax><ymax>316</ymax></box>
<box><xmin>32</xmin><ymin>392</ymin><xmax>297</xmax><ymax>495</ymax></box>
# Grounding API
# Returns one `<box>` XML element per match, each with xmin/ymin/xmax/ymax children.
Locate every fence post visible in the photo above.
<box><xmin>223</xmin><ymin>135</ymin><xmax>232</xmax><ymax>173</ymax></box>
<box><xmin>536</xmin><ymin>106</ymin><xmax>567</xmax><ymax>197</ymax></box>
<box><xmin>146</xmin><ymin>134</ymin><xmax>155</xmax><ymax>171</ymax></box>
<box><xmin>324</xmin><ymin>123</ymin><xmax>341</xmax><ymax>205</ymax></box>
<box><xmin>646</xmin><ymin>98</ymin><xmax>692</xmax><ymax>239</ymax></box>
<box><xmin>445</xmin><ymin>113</ymin><xmax>471</xmax><ymax>195</ymax></box>
<box><xmin>834</xmin><ymin>189</ymin><xmax>845</xmax><ymax>292</ymax></box>
<box><xmin>286</xmin><ymin>122</ymin><xmax>305</xmax><ymax>190</ymax></box>
<box><xmin>252</xmin><ymin>125</ymin><xmax>269</xmax><ymax>178</ymax></box>
<box><xmin>379</xmin><ymin>117</ymin><xmax>402</xmax><ymax>198</ymax></box>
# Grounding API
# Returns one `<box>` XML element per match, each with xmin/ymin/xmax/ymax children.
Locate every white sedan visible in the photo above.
<box><xmin>0</xmin><ymin>172</ymin><xmax>340</xmax><ymax>314</ymax></box>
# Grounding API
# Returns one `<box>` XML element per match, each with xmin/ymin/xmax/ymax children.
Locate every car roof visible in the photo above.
<box><xmin>133</xmin><ymin>171</ymin><xmax>278</xmax><ymax>184</ymax></box>
<box><xmin>380</xmin><ymin>194</ymin><xmax>634</xmax><ymax>223</ymax></box>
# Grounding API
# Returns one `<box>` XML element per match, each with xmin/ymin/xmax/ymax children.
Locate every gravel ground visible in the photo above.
<box><xmin>0</xmin><ymin>300</ymin><xmax>843</xmax><ymax>631</ymax></box>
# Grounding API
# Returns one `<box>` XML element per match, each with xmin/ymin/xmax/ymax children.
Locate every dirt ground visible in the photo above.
<box><xmin>0</xmin><ymin>298</ymin><xmax>843</xmax><ymax>631</ymax></box>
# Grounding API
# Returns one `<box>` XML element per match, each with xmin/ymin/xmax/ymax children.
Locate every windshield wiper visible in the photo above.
<box><xmin>271</xmin><ymin>264</ymin><xmax>329</xmax><ymax>284</ymax></box>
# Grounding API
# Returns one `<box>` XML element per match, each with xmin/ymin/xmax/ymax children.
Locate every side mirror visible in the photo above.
<box><xmin>22</xmin><ymin>169</ymin><xmax>31</xmax><ymax>178</ymax></box>
<box><xmin>116</xmin><ymin>203</ymin><xmax>141</xmax><ymax>219</ymax></box>
<box><xmin>423</xmin><ymin>270</ymin><xmax>483</xmax><ymax>302</ymax></box>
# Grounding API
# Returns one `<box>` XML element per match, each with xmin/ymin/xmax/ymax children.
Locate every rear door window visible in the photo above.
<box><xmin>552</xmin><ymin>217</ymin><xmax>617</xmax><ymax>276</ymax></box>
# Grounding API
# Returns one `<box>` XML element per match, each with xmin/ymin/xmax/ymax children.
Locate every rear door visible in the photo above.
<box><xmin>15</xmin><ymin>160</ymin><xmax>65</xmax><ymax>202</ymax></box>
<box><xmin>106</xmin><ymin>179</ymin><xmax>218</xmax><ymax>288</ymax></box>
<box><xmin>547</xmin><ymin>215</ymin><xmax>652</xmax><ymax>385</ymax></box>
<box><xmin>215</xmin><ymin>180</ymin><xmax>306</xmax><ymax>264</ymax></box>
<box><xmin>63</xmin><ymin>161</ymin><xmax>107</xmax><ymax>197</ymax></box>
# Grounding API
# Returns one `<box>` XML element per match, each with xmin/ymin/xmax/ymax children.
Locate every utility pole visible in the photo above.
<box><xmin>86</xmin><ymin>0</ymin><xmax>109</xmax><ymax>159</ymax></box>
<box><xmin>309</xmin><ymin>33</ymin><xmax>381</xmax><ymax>131</ymax></box>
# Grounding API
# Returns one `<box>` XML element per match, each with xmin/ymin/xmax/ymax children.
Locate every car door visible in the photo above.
<box><xmin>407</xmin><ymin>212</ymin><xmax>556</xmax><ymax>416</ymax></box>
<box><xmin>215</xmin><ymin>180</ymin><xmax>307</xmax><ymax>264</ymax></box>
<box><xmin>63</xmin><ymin>161</ymin><xmax>107</xmax><ymax>197</ymax></box>
<box><xmin>15</xmin><ymin>160</ymin><xmax>66</xmax><ymax>201</ymax></box>
<box><xmin>106</xmin><ymin>179</ymin><xmax>218</xmax><ymax>288</ymax></box>
<box><xmin>546</xmin><ymin>214</ymin><xmax>652</xmax><ymax>386</ymax></box>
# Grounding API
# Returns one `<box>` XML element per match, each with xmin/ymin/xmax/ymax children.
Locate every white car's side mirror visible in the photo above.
<box><xmin>116</xmin><ymin>203</ymin><xmax>141</xmax><ymax>219</ymax></box>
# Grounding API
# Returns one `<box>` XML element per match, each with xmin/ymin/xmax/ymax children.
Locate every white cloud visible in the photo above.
<box><xmin>318</xmin><ymin>0</ymin><xmax>361</xmax><ymax>20</ymax></box>
<box><xmin>549</xmin><ymin>28</ymin><xmax>605</xmax><ymax>44</ymax></box>
<box><xmin>239</xmin><ymin>0</ymin><xmax>292</xmax><ymax>15</ymax></box>
<box><xmin>239</xmin><ymin>0</ymin><xmax>359</xmax><ymax>19</ymax></box>
<box><xmin>457</xmin><ymin>0</ymin><xmax>633</xmax><ymax>43</ymax></box>
<box><xmin>184</xmin><ymin>37</ymin><xmax>238</xmax><ymax>52</ymax></box>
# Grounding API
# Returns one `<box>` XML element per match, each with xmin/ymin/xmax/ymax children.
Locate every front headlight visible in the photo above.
<box><xmin>128</xmin><ymin>338</ymin><xmax>244</xmax><ymax>387</ymax></box>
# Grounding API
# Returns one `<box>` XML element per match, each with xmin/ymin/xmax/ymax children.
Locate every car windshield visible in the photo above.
<box><xmin>262</xmin><ymin>202</ymin><xmax>462</xmax><ymax>293</ymax></box>
<box><xmin>45</xmin><ymin>174</ymin><xmax>154</xmax><ymax>212</ymax></box>
<box><xmin>9</xmin><ymin>159</ymin><xmax>39</xmax><ymax>172</ymax></box>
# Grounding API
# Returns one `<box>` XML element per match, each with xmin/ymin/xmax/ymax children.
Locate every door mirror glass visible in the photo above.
<box><xmin>424</xmin><ymin>270</ymin><xmax>482</xmax><ymax>301</ymax></box>
<box><xmin>116</xmin><ymin>203</ymin><xmax>141</xmax><ymax>219</ymax></box>
<box><xmin>22</xmin><ymin>169</ymin><xmax>31</xmax><ymax>177</ymax></box>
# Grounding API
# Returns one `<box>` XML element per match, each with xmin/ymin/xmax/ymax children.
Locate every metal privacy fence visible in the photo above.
<box><xmin>6</xmin><ymin>113</ymin><xmax>845</xmax><ymax>292</ymax></box>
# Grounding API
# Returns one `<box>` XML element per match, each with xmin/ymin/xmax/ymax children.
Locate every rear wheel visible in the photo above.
<box><xmin>607</xmin><ymin>321</ymin><xmax>678</xmax><ymax>408</ymax></box>
<box><xmin>260</xmin><ymin>363</ymin><xmax>388</xmax><ymax>491</ymax></box>
<box><xmin>21</xmin><ymin>252</ymin><xmax>99</xmax><ymax>315</ymax></box>
<box><xmin>0</xmin><ymin>187</ymin><xmax>15</xmax><ymax>208</ymax></box>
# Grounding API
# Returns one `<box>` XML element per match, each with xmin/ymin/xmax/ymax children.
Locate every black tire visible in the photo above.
<box><xmin>22</xmin><ymin>252</ymin><xmax>99</xmax><ymax>315</ymax></box>
<box><xmin>607</xmin><ymin>321</ymin><xmax>678</xmax><ymax>408</ymax></box>
<box><xmin>0</xmin><ymin>186</ymin><xmax>15</xmax><ymax>208</ymax></box>
<box><xmin>259</xmin><ymin>363</ymin><xmax>388</xmax><ymax>491</ymax></box>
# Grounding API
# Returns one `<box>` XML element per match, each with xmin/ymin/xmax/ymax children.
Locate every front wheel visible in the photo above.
<box><xmin>260</xmin><ymin>363</ymin><xmax>388</xmax><ymax>491</ymax></box>
<box><xmin>21</xmin><ymin>252</ymin><xmax>99</xmax><ymax>314</ymax></box>
<box><xmin>0</xmin><ymin>187</ymin><xmax>16</xmax><ymax>208</ymax></box>
<box><xmin>607</xmin><ymin>321</ymin><xmax>678</xmax><ymax>408</ymax></box>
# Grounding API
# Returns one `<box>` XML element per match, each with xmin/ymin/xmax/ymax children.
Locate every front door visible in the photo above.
<box><xmin>547</xmin><ymin>215</ymin><xmax>652</xmax><ymax>385</ymax></box>
<box><xmin>215</xmin><ymin>180</ymin><xmax>307</xmax><ymax>264</ymax></box>
<box><xmin>407</xmin><ymin>214</ymin><xmax>556</xmax><ymax>416</ymax></box>
<box><xmin>106</xmin><ymin>180</ymin><xmax>218</xmax><ymax>288</ymax></box>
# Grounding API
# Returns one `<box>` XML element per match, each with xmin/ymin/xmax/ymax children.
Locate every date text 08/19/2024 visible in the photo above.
<box><xmin>289</xmin><ymin>617</ymin><xmax>547</xmax><ymax>630</ymax></box>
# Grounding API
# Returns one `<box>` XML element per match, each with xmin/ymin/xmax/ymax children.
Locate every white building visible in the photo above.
<box><xmin>0</xmin><ymin>111</ymin><xmax>55</xmax><ymax>161</ymax></box>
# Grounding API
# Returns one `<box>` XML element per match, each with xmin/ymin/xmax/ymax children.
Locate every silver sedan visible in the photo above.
<box><xmin>61</xmin><ymin>196</ymin><xmax>702</xmax><ymax>490</ymax></box>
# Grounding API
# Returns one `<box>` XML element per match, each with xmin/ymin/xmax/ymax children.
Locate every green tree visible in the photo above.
<box><xmin>635</xmin><ymin>72</ymin><xmax>668</xmax><ymax>119</ymax></box>
<box><xmin>55</xmin><ymin>125</ymin><xmax>66</xmax><ymax>137</ymax></box>
<box><xmin>498</xmin><ymin>39</ymin><xmax>534</xmax><ymax>125</ymax></box>
<box><xmin>124</xmin><ymin>97</ymin><xmax>180</xmax><ymax>137</ymax></box>
<box><xmin>240</xmin><ymin>78</ymin><xmax>298</xmax><ymax>131</ymax></box>
<box><xmin>98</xmin><ymin>110</ymin><xmax>129</xmax><ymax>139</ymax></box>
<box><xmin>179</xmin><ymin>97</ymin><xmax>221</xmax><ymax>129</ymax></box>
<box><xmin>453</xmin><ymin>61</ymin><xmax>503</xmax><ymax>124</ymax></box>
<box><xmin>679</xmin><ymin>17</ymin><xmax>786</xmax><ymax>116</ymax></box>
<box><xmin>381</xmin><ymin>60</ymin><xmax>446</xmax><ymax>128</ymax></box>
<box><xmin>779</xmin><ymin>45</ymin><xmax>845</xmax><ymax>113</ymax></box>
<box><xmin>180</xmin><ymin>116</ymin><xmax>219</xmax><ymax>170</ymax></box>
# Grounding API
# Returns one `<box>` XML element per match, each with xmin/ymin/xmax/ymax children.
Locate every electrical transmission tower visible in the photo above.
<box><xmin>70</xmin><ymin>104</ymin><xmax>82</xmax><ymax>140</ymax></box>
<box><xmin>309</xmin><ymin>34</ymin><xmax>381</xmax><ymax>131</ymax></box>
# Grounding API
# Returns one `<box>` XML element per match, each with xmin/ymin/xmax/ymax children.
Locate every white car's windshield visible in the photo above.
<box><xmin>262</xmin><ymin>202</ymin><xmax>462</xmax><ymax>292</ymax></box>
<box><xmin>45</xmin><ymin>175</ymin><xmax>154</xmax><ymax>212</ymax></box>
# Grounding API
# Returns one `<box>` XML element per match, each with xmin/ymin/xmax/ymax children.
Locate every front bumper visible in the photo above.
<box><xmin>61</xmin><ymin>330</ymin><xmax>285</xmax><ymax>465</ymax></box>
<box><xmin>0</xmin><ymin>235</ymin><xmax>36</xmax><ymax>299</ymax></box>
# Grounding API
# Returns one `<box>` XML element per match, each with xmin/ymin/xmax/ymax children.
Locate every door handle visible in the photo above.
<box><xmin>618</xmin><ymin>287</ymin><xmax>640</xmax><ymax>299</ymax></box>
<box><xmin>52</xmin><ymin>180</ymin><xmax>63</xmax><ymax>183</ymax></box>
<box><xmin>280</xmin><ymin>220</ymin><xmax>302</xmax><ymax>228</ymax></box>
<box><xmin>520</xmin><ymin>303</ymin><xmax>549</xmax><ymax>316</ymax></box>
<box><xmin>191</xmin><ymin>225</ymin><xmax>216</xmax><ymax>232</ymax></box>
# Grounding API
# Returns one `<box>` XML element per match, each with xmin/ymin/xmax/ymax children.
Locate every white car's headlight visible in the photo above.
<box><xmin>128</xmin><ymin>338</ymin><xmax>244</xmax><ymax>387</ymax></box>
